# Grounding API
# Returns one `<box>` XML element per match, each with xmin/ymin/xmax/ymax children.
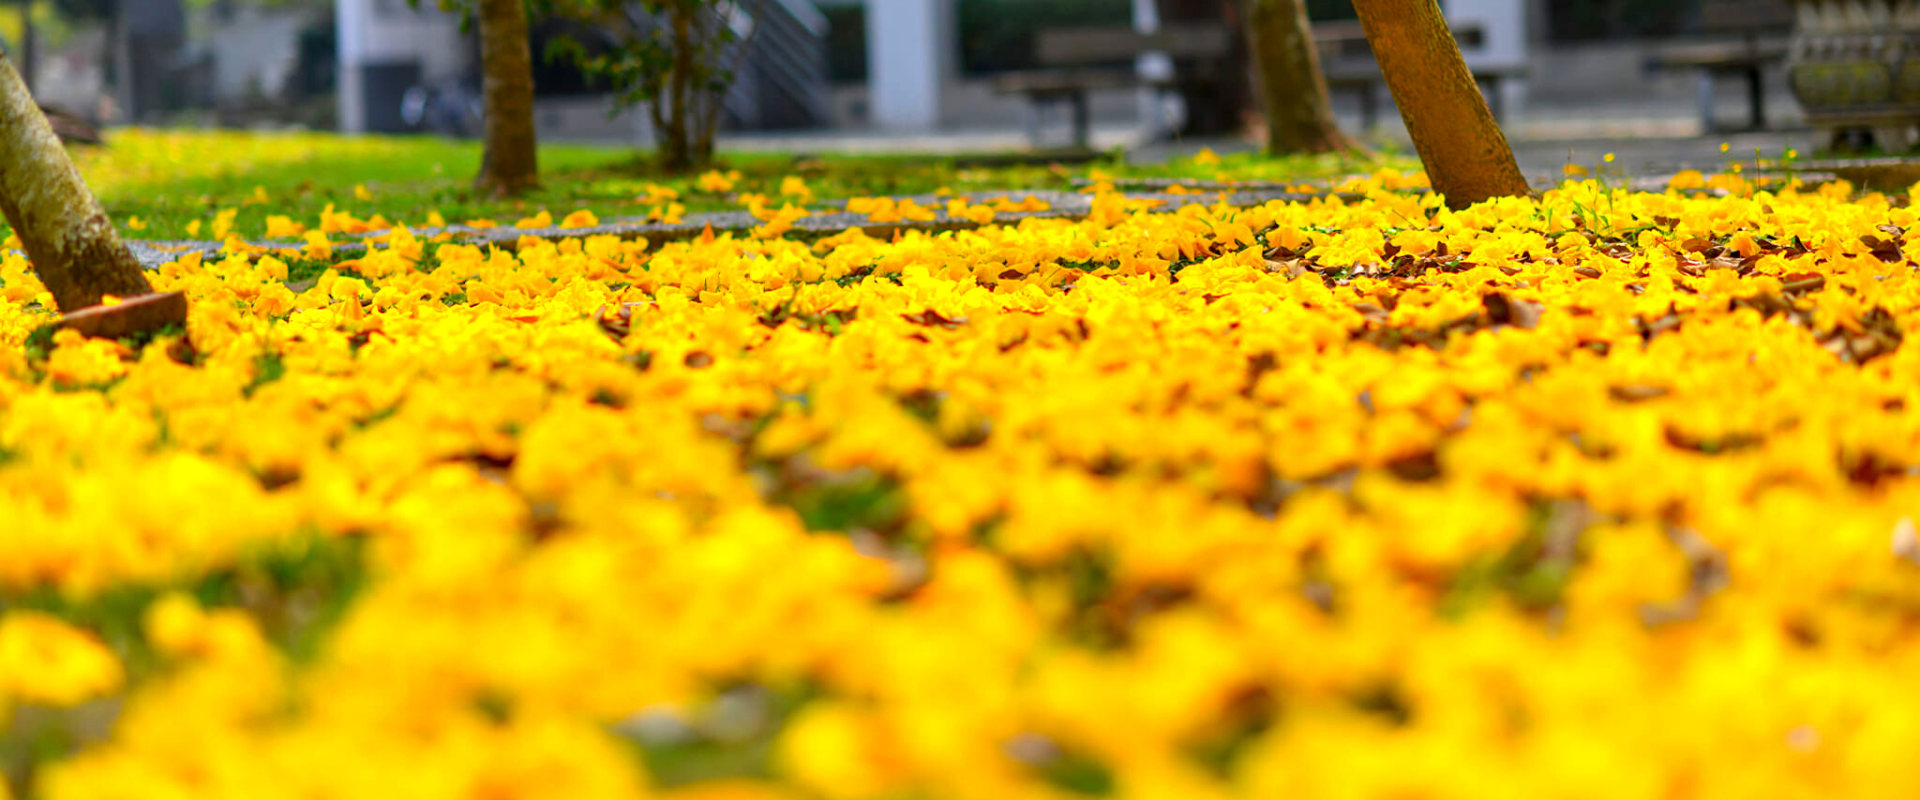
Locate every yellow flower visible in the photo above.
<box><xmin>1666</xmin><ymin>170</ymin><xmax>1707</xmax><ymax>191</ymax></box>
<box><xmin>989</xmin><ymin>195</ymin><xmax>1050</xmax><ymax>212</ymax></box>
<box><xmin>302</xmin><ymin>230</ymin><xmax>333</xmax><ymax>260</ymax></box>
<box><xmin>209</xmin><ymin>208</ymin><xmax>239</xmax><ymax>240</ymax></box>
<box><xmin>752</xmin><ymin>203</ymin><xmax>811</xmax><ymax>239</ymax></box>
<box><xmin>0</xmin><ymin>611</ymin><xmax>123</xmax><ymax>706</ymax></box>
<box><xmin>265</xmin><ymin>215</ymin><xmax>307</xmax><ymax>239</ymax></box>
<box><xmin>649</xmin><ymin>203</ymin><xmax>686</xmax><ymax>224</ymax></box>
<box><xmin>698</xmin><ymin>170</ymin><xmax>740</xmax><ymax>193</ymax></box>
<box><xmin>29</xmin><ymin>129</ymin><xmax>1920</xmax><ymax>800</ymax></box>
<box><xmin>642</xmin><ymin>182</ymin><xmax>681</xmax><ymax>204</ymax></box>
<box><xmin>781</xmin><ymin>175</ymin><xmax>815</xmax><ymax>204</ymax></box>
<box><xmin>779</xmin><ymin>704</ymin><xmax>903</xmax><ymax>798</ymax></box>
<box><xmin>560</xmin><ymin>209</ymin><xmax>600</xmax><ymax>229</ymax></box>
<box><xmin>44</xmin><ymin>328</ymin><xmax>130</xmax><ymax>386</ymax></box>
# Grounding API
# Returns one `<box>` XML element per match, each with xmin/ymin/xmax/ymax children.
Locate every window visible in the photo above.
<box><xmin>1306</xmin><ymin>0</ymin><xmax>1359</xmax><ymax>21</ymax></box>
<box><xmin>822</xmin><ymin>3</ymin><xmax>868</xmax><ymax>84</ymax></box>
<box><xmin>1545</xmin><ymin>0</ymin><xmax>1702</xmax><ymax>41</ymax></box>
<box><xmin>956</xmin><ymin>0</ymin><xmax>1132</xmax><ymax>76</ymax></box>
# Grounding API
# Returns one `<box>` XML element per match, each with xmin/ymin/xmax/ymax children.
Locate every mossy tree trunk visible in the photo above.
<box><xmin>1349</xmin><ymin>0</ymin><xmax>1529</xmax><ymax>209</ymax></box>
<box><xmin>476</xmin><ymin>0</ymin><xmax>539</xmax><ymax>196</ymax></box>
<box><xmin>0</xmin><ymin>55</ymin><xmax>156</xmax><ymax>312</ymax></box>
<box><xmin>654</xmin><ymin>3</ymin><xmax>700</xmax><ymax>172</ymax></box>
<box><xmin>649</xmin><ymin>1</ymin><xmax>727</xmax><ymax>174</ymax></box>
<box><xmin>1245</xmin><ymin>0</ymin><xmax>1359</xmax><ymax>155</ymax></box>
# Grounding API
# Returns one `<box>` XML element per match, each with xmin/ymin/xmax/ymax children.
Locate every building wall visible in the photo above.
<box><xmin>201</xmin><ymin>5</ymin><xmax>324</xmax><ymax>102</ymax></box>
<box><xmin>336</xmin><ymin>0</ymin><xmax>469</xmax><ymax>133</ymax></box>
<box><xmin>29</xmin><ymin>29</ymin><xmax>109</xmax><ymax>115</ymax></box>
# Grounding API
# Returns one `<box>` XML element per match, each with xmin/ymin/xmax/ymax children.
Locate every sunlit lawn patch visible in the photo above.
<box><xmin>64</xmin><ymin>129</ymin><xmax>1407</xmax><ymax>242</ymax></box>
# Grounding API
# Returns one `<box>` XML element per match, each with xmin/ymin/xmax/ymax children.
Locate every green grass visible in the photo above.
<box><xmin>64</xmin><ymin>129</ymin><xmax>1407</xmax><ymax>243</ymax></box>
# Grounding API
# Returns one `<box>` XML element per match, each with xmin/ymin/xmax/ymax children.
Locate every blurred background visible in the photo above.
<box><xmin>4</xmin><ymin>0</ymin><xmax>1806</xmax><ymax>150</ymax></box>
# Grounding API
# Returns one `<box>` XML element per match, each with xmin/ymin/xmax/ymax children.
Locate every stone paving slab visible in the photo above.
<box><xmin>120</xmin><ymin>162</ymin><xmax>1825</xmax><ymax>273</ymax></box>
<box><xmin>121</xmin><ymin>187</ymin><xmax>1349</xmax><ymax>270</ymax></box>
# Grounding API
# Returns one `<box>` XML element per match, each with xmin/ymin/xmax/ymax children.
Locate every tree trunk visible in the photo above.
<box><xmin>1349</xmin><ymin>0</ymin><xmax>1529</xmax><ymax>209</ymax></box>
<box><xmin>0</xmin><ymin>56</ymin><xmax>158</xmax><ymax>312</ymax></box>
<box><xmin>1245</xmin><ymin>0</ymin><xmax>1357</xmax><ymax>154</ymax></box>
<box><xmin>1158</xmin><ymin>0</ymin><xmax>1251</xmax><ymax>136</ymax></box>
<box><xmin>659</xmin><ymin>4</ymin><xmax>699</xmax><ymax>173</ymax></box>
<box><xmin>475</xmin><ymin>0</ymin><xmax>538</xmax><ymax>195</ymax></box>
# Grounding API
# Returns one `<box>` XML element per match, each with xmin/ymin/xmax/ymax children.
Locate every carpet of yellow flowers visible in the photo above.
<box><xmin>5</xmin><ymin>166</ymin><xmax>1920</xmax><ymax>800</ymax></box>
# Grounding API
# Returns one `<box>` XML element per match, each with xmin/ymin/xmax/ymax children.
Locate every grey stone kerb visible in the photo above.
<box><xmin>121</xmin><ymin>187</ymin><xmax>1365</xmax><ymax>270</ymax></box>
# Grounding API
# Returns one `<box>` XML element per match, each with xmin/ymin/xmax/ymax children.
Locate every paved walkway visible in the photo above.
<box><xmin>125</xmin><ymin>185</ymin><xmax>1350</xmax><ymax>270</ymax></box>
<box><xmin>1126</xmin><ymin>129</ymin><xmax>1814</xmax><ymax>189</ymax></box>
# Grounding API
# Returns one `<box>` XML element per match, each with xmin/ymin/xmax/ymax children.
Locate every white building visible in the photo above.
<box><xmin>334</xmin><ymin>0</ymin><xmax>470</xmax><ymax>133</ymax></box>
<box><xmin>325</xmin><ymin>0</ymin><xmax>1792</xmax><ymax>143</ymax></box>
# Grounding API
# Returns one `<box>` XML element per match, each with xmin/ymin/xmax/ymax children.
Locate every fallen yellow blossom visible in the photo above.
<box><xmin>7</xmin><ymin>168</ymin><xmax>1920</xmax><ymax>800</ymax></box>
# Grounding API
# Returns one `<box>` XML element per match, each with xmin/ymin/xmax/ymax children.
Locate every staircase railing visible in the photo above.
<box><xmin>722</xmin><ymin>0</ymin><xmax>833</xmax><ymax>130</ymax></box>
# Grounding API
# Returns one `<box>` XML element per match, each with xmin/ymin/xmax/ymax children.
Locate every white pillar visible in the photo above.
<box><xmin>1133</xmin><ymin>0</ymin><xmax>1175</xmax><ymax>138</ymax></box>
<box><xmin>336</xmin><ymin>0</ymin><xmax>369</xmax><ymax>133</ymax></box>
<box><xmin>335</xmin><ymin>0</ymin><xmax>467</xmax><ymax>134</ymax></box>
<box><xmin>1444</xmin><ymin>0</ymin><xmax>1529</xmax><ymax>121</ymax></box>
<box><xmin>865</xmin><ymin>0</ymin><xmax>951</xmax><ymax>129</ymax></box>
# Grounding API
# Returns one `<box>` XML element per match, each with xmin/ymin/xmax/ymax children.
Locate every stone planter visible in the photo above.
<box><xmin>1786</xmin><ymin>0</ymin><xmax>1920</xmax><ymax>150</ymax></box>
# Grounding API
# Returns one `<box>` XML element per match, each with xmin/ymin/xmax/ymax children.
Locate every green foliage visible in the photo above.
<box><xmin>542</xmin><ymin>0</ymin><xmax>753</xmax><ymax>172</ymax></box>
<box><xmin>410</xmin><ymin>0</ymin><xmax>747</xmax><ymax>171</ymax></box>
<box><xmin>783</xmin><ymin>468</ymin><xmax>906</xmax><ymax>534</ymax></box>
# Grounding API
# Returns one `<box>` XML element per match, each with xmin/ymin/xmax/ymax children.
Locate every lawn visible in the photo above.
<box><xmin>3</xmin><ymin>131</ymin><xmax>1920</xmax><ymax>799</ymax></box>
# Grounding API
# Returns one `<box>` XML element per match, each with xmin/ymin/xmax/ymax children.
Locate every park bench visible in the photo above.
<box><xmin>1645</xmin><ymin>0</ymin><xmax>1795</xmax><ymax>132</ymax></box>
<box><xmin>992</xmin><ymin>23</ymin><xmax>1237</xmax><ymax>149</ymax></box>
<box><xmin>1311</xmin><ymin>20</ymin><xmax>1526</xmax><ymax>130</ymax></box>
<box><xmin>995</xmin><ymin>19</ymin><xmax>1523</xmax><ymax>148</ymax></box>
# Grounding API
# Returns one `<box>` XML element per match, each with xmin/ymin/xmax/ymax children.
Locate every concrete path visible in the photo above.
<box><xmin>1126</xmin><ymin>129</ymin><xmax>1816</xmax><ymax>190</ymax></box>
<box><xmin>122</xmin><ymin>185</ymin><xmax>1351</xmax><ymax>270</ymax></box>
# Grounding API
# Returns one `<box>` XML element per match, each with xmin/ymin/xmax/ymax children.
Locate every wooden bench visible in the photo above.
<box><xmin>1645</xmin><ymin>0</ymin><xmax>1795</xmax><ymax>132</ymax></box>
<box><xmin>992</xmin><ymin>23</ymin><xmax>1236</xmax><ymax>149</ymax></box>
<box><xmin>1312</xmin><ymin>20</ymin><xmax>1526</xmax><ymax>130</ymax></box>
<box><xmin>996</xmin><ymin>19</ymin><xmax>1525</xmax><ymax>146</ymax></box>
